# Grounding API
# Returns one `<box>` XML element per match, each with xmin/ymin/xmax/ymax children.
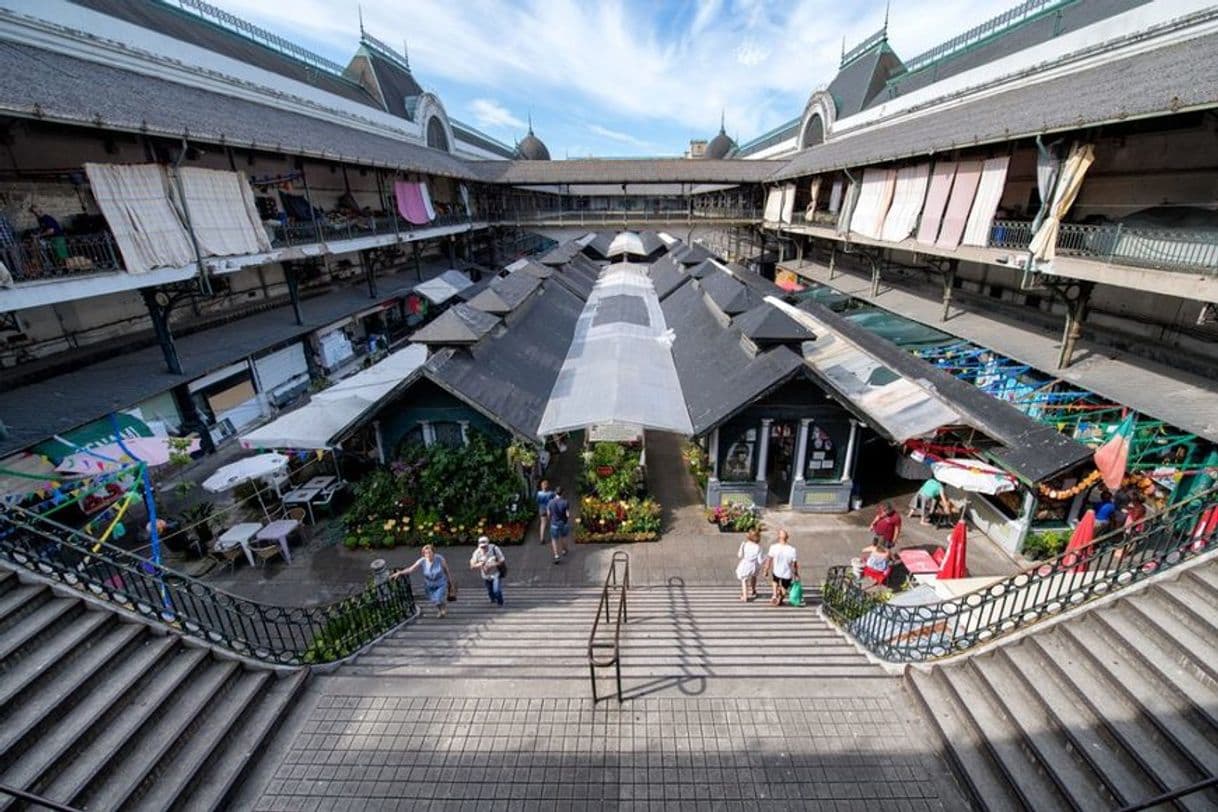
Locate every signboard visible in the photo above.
<box><xmin>720</xmin><ymin>492</ymin><xmax>754</xmax><ymax>507</ymax></box>
<box><xmin>32</xmin><ymin>412</ymin><xmax>155</xmax><ymax>463</ymax></box>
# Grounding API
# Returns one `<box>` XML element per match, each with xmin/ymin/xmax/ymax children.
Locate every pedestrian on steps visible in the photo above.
<box><xmin>547</xmin><ymin>485</ymin><xmax>571</xmax><ymax>564</ymax></box>
<box><xmin>536</xmin><ymin>479</ymin><xmax>555</xmax><ymax>545</ymax></box>
<box><xmin>735</xmin><ymin>528</ymin><xmax>764</xmax><ymax>601</ymax></box>
<box><xmin>470</xmin><ymin>535</ymin><xmax>506</xmax><ymax>607</ymax></box>
<box><xmin>392</xmin><ymin>544</ymin><xmax>451</xmax><ymax>618</ymax></box>
<box><xmin>764</xmin><ymin>529</ymin><xmax>800</xmax><ymax>607</ymax></box>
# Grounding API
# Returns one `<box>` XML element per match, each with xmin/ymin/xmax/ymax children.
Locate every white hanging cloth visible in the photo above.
<box><xmin>174</xmin><ymin>167</ymin><xmax>273</xmax><ymax>256</ymax></box>
<box><xmin>962</xmin><ymin>157</ymin><xmax>1011</xmax><ymax>247</ymax></box>
<box><xmin>1029</xmin><ymin>144</ymin><xmax>1096</xmax><ymax>264</ymax></box>
<box><xmin>880</xmin><ymin>164</ymin><xmax>931</xmax><ymax>243</ymax></box>
<box><xmin>850</xmin><ymin>167</ymin><xmax>897</xmax><ymax>240</ymax></box>
<box><xmin>763</xmin><ymin>187</ymin><xmax>783</xmax><ymax>223</ymax></box>
<box><xmin>84</xmin><ymin>163</ymin><xmax>194</xmax><ymax>274</ymax></box>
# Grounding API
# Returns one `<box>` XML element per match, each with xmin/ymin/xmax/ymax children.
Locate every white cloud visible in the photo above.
<box><xmin>468</xmin><ymin>98</ymin><xmax>525</xmax><ymax>131</ymax></box>
<box><xmin>222</xmin><ymin>0</ymin><xmax>1022</xmax><ymax>144</ymax></box>
<box><xmin>587</xmin><ymin>124</ymin><xmax>654</xmax><ymax>149</ymax></box>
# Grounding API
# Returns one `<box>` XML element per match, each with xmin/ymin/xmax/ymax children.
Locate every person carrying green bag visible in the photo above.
<box><xmin>787</xmin><ymin>577</ymin><xmax>804</xmax><ymax>607</ymax></box>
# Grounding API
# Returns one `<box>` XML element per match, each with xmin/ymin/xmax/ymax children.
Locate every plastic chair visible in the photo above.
<box><xmin>861</xmin><ymin>564</ymin><xmax>890</xmax><ymax>587</ymax></box>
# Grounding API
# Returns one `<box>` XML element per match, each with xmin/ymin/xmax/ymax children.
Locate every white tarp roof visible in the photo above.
<box><xmin>607</xmin><ymin>231</ymin><xmax>646</xmax><ymax>257</ymax></box>
<box><xmin>241</xmin><ymin>344</ymin><xmax>428</xmax><ymax>450</ymax></box>
<box><xmin>413</xmin><ymin>269</ymin><xmax>473</xmax><ymax>305</ymax></box>
<box><xmin>539</xmin><ymin>263</ymin><xmax>693</xmax><ymax>437</ymax></box>
<box><xmin>767</xmin><ymin>297</ymin><xmax>961</xmax><ymax>442</ymax></box>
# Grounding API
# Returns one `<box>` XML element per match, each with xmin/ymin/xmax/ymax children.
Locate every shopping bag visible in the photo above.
<box><xmin>446</xmin><ymin>580</ymin><xmax>458</xmax><ymax>602</ymax></box>
<box><xmin>787</xmin><ymin>579</ymin><xmax>804</xmax><ymax>607</ymax></box>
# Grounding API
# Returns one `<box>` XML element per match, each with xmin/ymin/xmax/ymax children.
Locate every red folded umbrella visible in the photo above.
<box><xmin>1062</xmin><ymin>509</ymin><xmax>1096</xmax><ymax>573</ymax></box>
<box><xmin>937</xmin><ymin>520</ymin><xmax>968</xmax><ymax>579</ymax></box>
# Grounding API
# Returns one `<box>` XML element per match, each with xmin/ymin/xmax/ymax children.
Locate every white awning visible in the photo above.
<box><xmin>539</xmin><ymin>263</ymin><xmax>692</xmax><ymax>437</ymax></box>
<box><xmin>413</xmin><ymin>269</ymin><xmax>473</xmax><ymax>305</ymax></box>
<box><xmin>607</xmin><ymin>231</ymin><xmax>646</xmax><ymax>257</ymax></box>
<box><xmin>241</xmin><ymin>344</ymin><xmax>428</xmax><ymax>450</ymax></box>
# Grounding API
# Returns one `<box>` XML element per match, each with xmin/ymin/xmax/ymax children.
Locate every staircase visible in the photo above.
<box><xmin>343</xmin><ymin>584</ymin><xmax>883</xmax><ymax>681</ymax></box>
<box><xmin>907</xmin><ymin>558</ymin><xmax>1218</xmax><ymax>811</ymax></box>
<box><xmin>0</xmin><ymin>566</ymin><xmax>308</xmax><ymax>812</ymax></box>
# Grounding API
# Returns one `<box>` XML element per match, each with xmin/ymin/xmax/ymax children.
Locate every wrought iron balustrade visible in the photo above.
<box><xmin>989</xmin><ymin>220</ymin><xmax>1218</xmax><ymax>274</ymax></box>
<box><xmin>822</xmin><ymin>487</ymin><xmax>1217</xmax><ymax>662</ymax></box>
<box><xmin>7</xmin><ymin>233</ymin><xmax>123</xmax><ymax>282</ymax></box>
<box><xmin>0</xmin><ymin>506</ymin><xmax>417</xmax><ymax>666</ymax></box>
<box><xmin>494</xmin><ymin>209</ymin><xmax>757</xmax><ymax>224</ymax></box>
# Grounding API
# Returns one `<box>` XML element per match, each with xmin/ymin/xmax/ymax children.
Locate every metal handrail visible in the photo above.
<box><xmin>0</xmin><ymin>505</ymin><xmax>417</xmax><ymax>666</ymax></box>
<box><xmin>822</xmin><ymin>487</ymin><xmax>1218</xmax><ymax>662</ymax></box>
<box><xmin>587</xmin><ymin>551</ymin><xmax>630</xmax><ymax>703</ymax></box>
<box><xmin>990</xmin><ymin>219</ymin><xmax>1218</xmax><ymax>275</ymax></box>
<box><xmin>0</xmin><ymin>783</ymin><xmax>82</xmax><ymax>812</ymax></box>
<box><xmin>1116</xmin><ymin>775</ymin><xmax>1218</xmax><ymax>812</ymax></box>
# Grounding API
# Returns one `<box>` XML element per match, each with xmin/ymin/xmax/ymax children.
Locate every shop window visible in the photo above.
<box><xmin>718</xmin><ymin>428</ymin><xmax>756</xmax><ymax>482</ymax></box>
<box><xmin>432</xmin><ymin>421</ymin><xmax>465</xmax><ymax>448</ymax></box>
<box><xmin>980</xmin><ymin>489</ymin><xmax>1024</xmax><ymax>521</ymax></box>
<box><xmin>401</xmin><ymin>425</ymin><xmax>425</xmax><ymax>451</ymax></box>
<box><xmin>804</xmin><ymin>423</ymin><xmax>845</xmax><ymax>480</ymax></box>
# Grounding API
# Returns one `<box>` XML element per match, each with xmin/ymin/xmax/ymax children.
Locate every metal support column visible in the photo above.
<box><xmin>361</xmin><ymin>250</ymin><xmax>377</xmax><ymax>299</ymax></box>
<box><xmin>171</xmin><ymin>384</ymin><xmax>215</xmax><ymax>454</ymax></box>
<box><xmin>413</xmin><ymin>241</ymin><xmax>423</xmax><ymax>281</ymax></box>
<box><xmin>300</xmin><ymin>163</ymin><xmax>324</xmax><ymax>246</ymax></box>
<box><xmin>141</xmin><ymin>288</ymin><xmax>183</xmax><ymax>375</ymax></box>
<box><xmin>284</xmin><ymin>262</ymin><xmax>304</xmax><ymax>326</ymax></box>
<box><xmin>942</xmin><ymin>259</ymin><xmax>957</xmax><ymax>322</ymax></box>
<box><xmin>1057</xmin><ymin>282</ymin><xmax>1094</xmax><ymax>369</ymax></box>
<box><xmin>869</xmin><ymin>253</ymin><xmax>881</xmax><ymax>298</ymax></box>
<box><xmin>828</xmin><ymin>245</ymin><xmax>836</xmax><ymax>279</ymax></box>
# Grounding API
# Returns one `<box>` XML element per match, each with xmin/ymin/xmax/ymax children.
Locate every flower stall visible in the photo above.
<box><xmin>575</xmin><ymin>440</ymin><xmax>663</xmax><ymax>542</ymax></box>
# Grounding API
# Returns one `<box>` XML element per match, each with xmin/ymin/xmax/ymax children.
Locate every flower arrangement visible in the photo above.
<box><xmin>682</xmin><ymin>441</ymin><xmax>710</xmax><ymax>493</ymax></box>
<box><xmin>575</xmin><ymin>496</ymin><xmax>661</xmax><ymax>542</ymax></box>
<box><xmin>706</xmin><ymin>502</ymin><xmax>761</xmax><ymax>533</ymax></box>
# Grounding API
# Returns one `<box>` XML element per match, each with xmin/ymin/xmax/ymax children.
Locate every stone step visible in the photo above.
<box><xmin>1029</xmin><ymin>629</ymin><xmax>1211</xmax><ymax>812</ymax></box>
<box><xmin>0</xmin><ymin>569</ymin><xmax>16</xmax><ymax>594</ymax></box>
<box><xmin>965</xmin><ymin>651</ymin><xmax>1112</xmax><ymax>811</ymax></box>
<box><xmin>1122</xmin><ymin>589</ymin><xmax>1218</xmax><ymax>688</ymax></box>
<box><xmin>0</xmin><ymin>581</ymin><xmax>48</xmax><ymax>633</ymax></box>
<box><xmin>998</xmin><ymin>642</ymin><xmax>1162</xmax><ymax>807</ymax></box>
<box><xmin>936</xmin><ymin>662</ymin><xmax>1071</xmax><ymax>811</ymax></box>
<box><xmin>0</xmin><ymin>607</ymin><xmax>111</xmax><ymax>712</ymax></box>
<box><xmin>0</xmin><ymin>596</ymin><xmax>80</xmax><ymax>662</ymax></box>
<box><xmin>341</xmin><ymin>662</ymin><xmax>888</xmax><ymax>679</ymax></box>
<box><xmin>1181</xmin><ymin>569</ymin><xmax>1218</xmax><ymax>607</ymax></box>
<box><xmin>0</xmin><ymin>632</ymin><xmax>178</xmax><ymax>802</ymax></box>
<box><xmin>904</xmin><ymin>669</ymin><xmax>1024</xmax><ymax>810</ymax></box>
<box><xmin>125</xmin><ymin>668</ymin><xmax>273</xmax><ymax>812</ymax></box>
<box><xmin>33</xmin><ymin>646</ymin><xmax>210</xmax><ymax>807</ymax></box>
<box><xmin>175</xmin><ymin>669</ymin><xmax>310</xmax><ymax>812</ymax></box>
<box><xmin>0</xmin><ymin>618</ymin><xmax>144</xmax><ymax>758</ymax></box>
<box><xmin>1183</xmin><ymin>562</ymin><xmax>1218</xmax><ymax>595</ymax></box>
<box><xmin>73</xmin><ymin>657</ymin><xmax>240</xmax><ymax>811</ymax></box>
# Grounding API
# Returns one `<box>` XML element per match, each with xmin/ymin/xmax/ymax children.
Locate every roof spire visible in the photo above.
<box><xmin>720</xmin><ymin>108</ymin><xmax>726</xmax><ymax>134</ymax></box>
<box><xmin>883</xmin><ymin>0</ymin><xmax>890</xmax><ymax>33</ymax></box>
<box><xmin>358</xmin><ymin>4</ymin><xmax>364</xmax><ymax>35</ymax></box>
<box><xmin>402</xmin><ymin>39</ymin><xmax>410</xmax><ymax>70</ymax></box>
<box><xmin>528</xmin><ymin>111</ymin><xmax>534</xmax><ymax>135</ymax></box>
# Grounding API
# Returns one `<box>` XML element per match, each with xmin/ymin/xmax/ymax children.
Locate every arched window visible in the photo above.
<box><xmin>426</xmin><ymin>117</ymin><xmax>449</xmax><ymax>152</ymax></box>
<box><xmin>801</xmin><ymin>114</ymin><xmax>824</xmax><ymax>149</ymax></box>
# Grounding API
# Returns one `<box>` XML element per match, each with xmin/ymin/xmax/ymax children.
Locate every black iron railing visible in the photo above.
<box><xmin>588</xmin><ymin>551</ymin><xmax>630</xmax><ymax>703</ymax></box>
<box><xmin>271</xmin><ymin>214</ymin><xmax>476</xmax><ymax>248</ymax></box>
<box><xmin>823</xmin><ymin>488</ymin><xmax>1218</xmax><ymax>662</ymax></box>
<box><xmin>990</xmin><ymin>220</ymin><xmax>1218</xmax><ymax>274</ymax></box>
<box><xmin>0</xmin><ymin>506</ymin><xmax>416</xmax><ymax>666</ymax></box>
<box><xmin>7</xmin><ymin>233</ymin><xmax>123</xmax><ymax>282</ymax></box>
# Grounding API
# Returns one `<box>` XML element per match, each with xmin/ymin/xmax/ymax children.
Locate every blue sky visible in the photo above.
<box><xmin>223</xmin><ymin>0</ymin><xmax>1015</xmax><ymax>157</ymax></box>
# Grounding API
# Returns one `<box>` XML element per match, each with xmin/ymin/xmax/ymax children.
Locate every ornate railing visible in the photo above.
<box><xmin>0</xmin><ymin>506</ymin><xmax>417</xmax><ymax>666</ymax></box>
<box><xmin>270</xmin><ymin>214</ymin><xmax>476</xmax><ymax>248</ymax></box>
<box><xmin>173</xmin><ymin>0</ymin><xmax>347</xmax><ymax>76</ymax></box>
<box><xmin>823</xmin><ymin>488</ymin><xmax>1218</xmax><ymax>662</ymax></box>
<box><xmin>491</xmin><ymin>209</ymin><xmax>758</xmax><ymax>225</ymax></box>
<box><xmin>990</xmin><ymin>220</ymin><xmax>1218</xmax><ymax>274</ymax></box>
<box><xmin>9</xmin><ymin>233</ymin><xmax>123</xmax><ymax>282</ymax></box>
<box><xmin>900</xmin><ymin>0</ymin><xmax>1068</xmax><ymax>75</ymax></box>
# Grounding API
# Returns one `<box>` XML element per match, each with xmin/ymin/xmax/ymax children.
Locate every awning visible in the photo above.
<box><xmin>767</xmin><ymin>297</ymin><xmax>962</xmax><ymax>442</ymax></box>
<box><xmin>241</xmin><ymin>344</ymin><xmax>428</xmax><ymax>450</ymax></box>
<box><xmin>174</xmin><ymin>167</ymin><xmax>273</xmax><ymax>256</ymax></box>
<box><xmin>413</xmin><ymin>270</ymin><xmax>473</xmax><ymax>305</ymax></box>
<box><xmin>539</xmin><ymin>263</ymin><xmax>693</xmax><ymax>437</ymax></box>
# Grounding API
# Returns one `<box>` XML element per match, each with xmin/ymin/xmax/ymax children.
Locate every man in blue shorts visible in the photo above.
<box><xmin>546</xmin><ymin>485</ymin><xmax>571</xmax><ymax>564</ymax></box>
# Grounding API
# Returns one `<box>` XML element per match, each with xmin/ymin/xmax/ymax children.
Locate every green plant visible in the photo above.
<box><xmin>1023</xmin><ymin>528</ymin><xmax>1071</xmax><ymax>561</ymax></box>
<box><xmin>682</xmin><ymin>441</ymin><xmax>710</xmax><ymax>492</ymax></box>
<box><xmin>302</xmin><ymin>581</ymin><xmax>409</xmax><ymax>664</ymax></box>
<box><xmin>506</xmin><ymin>440</ymin><xmax>538</xmax><ymax>470</ymax></box>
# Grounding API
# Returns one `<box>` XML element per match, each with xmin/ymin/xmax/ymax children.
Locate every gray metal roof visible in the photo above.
<box><xmin>647</xmin><ymin>261</ymin><xmax>691</xmax><ymax>301</ymax></box>
<box><xmin>538</xmin><ymin>241</ymin><xmax>587</xmax><ymax>266</ymax></box>
<box><xmin>464</xmin><ymin>271</ymin><xmax>542</xmax><ymax>314</ymax></box>
<box><xmin>472</xmin><ymin>158</ymin><xmax>784</xmax><ymax>185</ymax></box>
<box><xmin>776</xmin><ymin>31</ymin><xmax>1218</xmax><ymax>180</ymax></box>
<box><xmin>0</xmin><ymin>41</ymin><xmax>477</xmax><ymax>179</ymax></box>
<box><xmin>424</xmin><ymin>282</ymin><xmax>585</xmax><ymax>439</ymax></box>
<box><xmin>794</xmin><ymin>298</ymin><xmax>1093</xmax><ymax>483</ymax></box>
<box><xmin>733</xmin><ymin>304</ymin><xmax>813</xmax><ymax>344</ymax></box>
<box><xmin>410</xmin><ymin>304</ymin><xmax>500</xmax><ymax>345</ymax></box>
<box><xmin>698</xmin><ymin>271</ymin><xmax>764</xmax><ymax>316</ymax></box>
<box><xmin>662</xmin><ymin>282</ymin><xmax>806</xmax><ymax>435</ymax></box>
<box><xmin>673</xmin><ymin>243</ymin><xmax>716</xmax><ymax>265</ymax></box>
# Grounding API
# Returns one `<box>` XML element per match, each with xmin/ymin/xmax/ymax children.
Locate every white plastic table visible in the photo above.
<box><xmin>217</xmin><ymin>522</ymin><xmax>263</xmax><ymax>567</ymax></box>
<box><xmin>282</xmin><ymin>487</ymin><xmax>320</xmax><ymax>524</ymax></box>
<box><xmin>255</xmin><ymin>520</ymin><xmax>299</xmax><ymax>564</ymax></box>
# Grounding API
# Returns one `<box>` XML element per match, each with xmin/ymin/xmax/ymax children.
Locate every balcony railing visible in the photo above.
<box><xmin>5</xmin><ymin>232</ymin><xmax>123</xmax><ymax>282</ymax></box>
<box><xmin>822</xmin><ymin>487</ymin><xmax>1217</xmax><ymax>662</ymax></box>
<box><xmin>0</xmin><ymin>505</ymin><xmax>417</xmax><ymax>665</ymax></box>
<box><xmin>491</xmin><ymin>209</ymin><xmax>759</xmax><ymax>225</ymax></box>
<box><xmin>270</xmin><ymin>213</ymin><xmax>475</xmax><ymax>248</ymax></box>
<box><xmin>990</xmin><ymin>220</ymin><xmax>1218</xmax><ymax>275</ymax></box>
<box><xmin>790</xmin><ymin>210</ymin><xmax>839</xmax><ymax>227</ymax></box>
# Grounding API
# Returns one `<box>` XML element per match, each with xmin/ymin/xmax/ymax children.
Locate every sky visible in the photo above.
<box><xmin>220</xmin><ymin>0</ymin><xmax>1018</xmax><ymax>158</ymax></box>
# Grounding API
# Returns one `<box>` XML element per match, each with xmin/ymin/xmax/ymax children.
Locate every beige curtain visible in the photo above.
<box><xmin>806</xmin><ymin>177</ymin><xmax>822</xmax><ymax>219</ymax></box>
<box><xmin>84</xmin><ymin>163</ymin><xmax>194</xmax><ymax>274</ymax></box>
<box><xmin>1029</xmin><ymin>143</ymin><xmax>1095</xmax><ymax>263</ymax></box>
<box><xmin>175</xmin><ymin>168</ymin><xmax>273</xmax><ymax>257</ymax></box>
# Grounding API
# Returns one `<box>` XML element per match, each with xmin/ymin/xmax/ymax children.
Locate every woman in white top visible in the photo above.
<box><xmin>735</xmin><ymin>528</ymin><xmax>764</xmax><ymax>601</ymax></box>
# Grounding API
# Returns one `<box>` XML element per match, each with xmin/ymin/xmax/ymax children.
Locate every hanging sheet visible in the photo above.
<box><xmin>806</xmin><ymin>177</ymin><xmax>823</xmax><ymax>219</ymax></box>
<box><xmin>828</xmin><ymin>179</ymin><xmax>844</xmax><ymax>214</ymax></box>
<box><xmin>835</xmin><ymin>179</ymin><xmax>859</xmax><ymax>236</ymax></box>
<box><xmin>420</xmin><ymin>180</ymin><xmax>436</xmax><ymax>221</ymax></box>
<box><xmin>763</xmin><ymin>187</ymin><xmax>783</xmax><ymax>223</ymax></box>
<box><xmin>962</xmin><ymin>157</ymin><xmax>1011</xmax><ymax>247</ymax></box>
<box><xmin>779</xmin><ymin>183</ymin><xmax>797</xmax><ymax>224</ymax></box>
<box><xmin>850</xmin><ymin>168</ymin><xmax>897</xmax><ymax>240</ymax></box>
<box><xmin>1030</xmin><ymin>143</ymin><xmax>1096</xmax><ymax>264</ymax></box>
<box><xmin>880</xmin><ymin>164</ymin><xmax>931</xmax><ymax>243</ymax></box>
<box><xmin>915</xmin><ymin>162</ymin><xmax>956</xmax><ymax>245</ymax></box>
<box><xmin>84</xmin><ymin>163</ymin><xmax>194</xmax><ymax>275</ymax></box>
<box><xmin>395</xmin><ymin>181</ymin><xmax>433</xmax><ymax>225</ymax></box>
<box><xmin>174</xmin><ymin>168</ymin><xmax>273</xmax><ymax>256</ymax></box>
<box><xmin>935</xmin><ymin>160</ymin><xmax>983</xmax><ymax>249</ymax></box>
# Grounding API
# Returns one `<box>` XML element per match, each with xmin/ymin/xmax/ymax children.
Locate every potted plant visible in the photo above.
<box><xmin>181</xmin><ymin>501</ymin><xmax>217</xmax><ymax>552</ymax></box>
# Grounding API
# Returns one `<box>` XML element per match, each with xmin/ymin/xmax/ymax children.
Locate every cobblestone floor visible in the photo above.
<box><xmin>252</xmin><ymin>691</ymin><xmax>965</xmax><ymax>811</ymax></box>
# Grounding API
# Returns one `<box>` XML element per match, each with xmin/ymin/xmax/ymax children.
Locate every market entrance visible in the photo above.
<box><xmin>765</xmin><ymin>420</ymin><xmax>798</xmax><ymax>504</ymax></box>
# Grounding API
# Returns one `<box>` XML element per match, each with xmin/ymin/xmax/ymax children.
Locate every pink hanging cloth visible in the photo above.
<box><xmin>395</xmin><ymin>181</ymin><xmax>433</xmax><ymax>225</ymax></box>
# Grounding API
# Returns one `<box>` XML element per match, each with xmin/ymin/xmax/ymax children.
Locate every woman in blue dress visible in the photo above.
<box><xmin>392</xmin><ymin>544</ymin><xmax>451</xmax><ymax>618</ymax></box>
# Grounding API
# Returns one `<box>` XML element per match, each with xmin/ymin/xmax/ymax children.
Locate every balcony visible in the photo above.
<box><xmin>990</xmin><ymin>220</ymin><xmax>1218</xmax><ymax>276</ymax></box>
<box><xmin>4</xmin><ymin>232</ymin><xmax>123</xmax><ymax>282</ymax></box>
<box><xmin>268</xmin><ymin>213</ymin><xmax>476</xmax><ymax>249</ymax></box>
<box><xmin>490</xmin><ymin>208</ymin><xmax>760</xmax><ymax>226</ymax></box>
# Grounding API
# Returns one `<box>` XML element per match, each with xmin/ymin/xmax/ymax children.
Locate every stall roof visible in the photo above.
<box><xmin>648</xmin><ymin>259</ymin><xmax>691</xmax><ymax>302</ymax></box>
<box><xmin>733</xmin><ymin>304</ymin><xmax>813</xmax><ymax>344</ymax></box>
<box><xmin>426</xmin><ymin>283</ymin><xmax>585</xmax><ymax>440</ymax></box>
<box><xmin>410</xmin><ymin>304</ymin><xmax>500</xmax><ymax>345</ymax></box>
<box><xmin>662</xmin><ymin>284</ymin><xmax>806</xmax><ymax>435</ymax></box>
<box><xmin>699</xmin><ymin>269</ymin><xmax>765</xmax><ymax>316</ymax></box>
<box><xmin>538</xmin><ymin>263</ymin><xmax>693</xmax><ymax>437</ymax></box>
<box><xmin>673</xmin><ymin>242</ymin><xmax>716</xmax><ymax>266</ymax></box>
<box><xmin>412</xmin><ymin>270</ymin><xmax>473</xmax><ymax>305</ymax></box>
<box><xmin>506</xmin><ymin>257</ymin><xmax>554</xmax><ymax>278</ymax></box>
<box><xmin>687</xmin><ymin>259</ymin><xmax>719</xmax><ymax>280</ymax></box>
<box><xmin>549</xmin><ymin>260</ymin><xmax>599</xmax><ymax>300</ymax></box>
<box><xmin>782</xmin><ymin>298</ymin><xmax>1092</xmax><ymax>483</ymax></box>
<box><xmin>240</xmin><ymin>344</ymin><xmax>428</xmax><ymax>449</ymax></box>
<box><xmin>538</xmin><ymin>239</ymin><xmax>592</xmax><ymax>266</ymax></box>
<box><xmin>464</xmin><ymin>271</ymin><xmax>542</xmax><ymax>314</ymax></box>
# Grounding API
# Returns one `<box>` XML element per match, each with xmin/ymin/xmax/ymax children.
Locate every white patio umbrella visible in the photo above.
<box><xmin>57</xmin><ymin>436</ymin><xmax>202</xmax><ymax>474</ymax></box>
<box><xmin>202</xmin><ymin>452</ymin><xmax>289</xmax><ymax>519</ymax></box>
<box><xmin>931</xmin><ymin>458</ymin><xmax>1017</xmax><ymax>496</ymax></box>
